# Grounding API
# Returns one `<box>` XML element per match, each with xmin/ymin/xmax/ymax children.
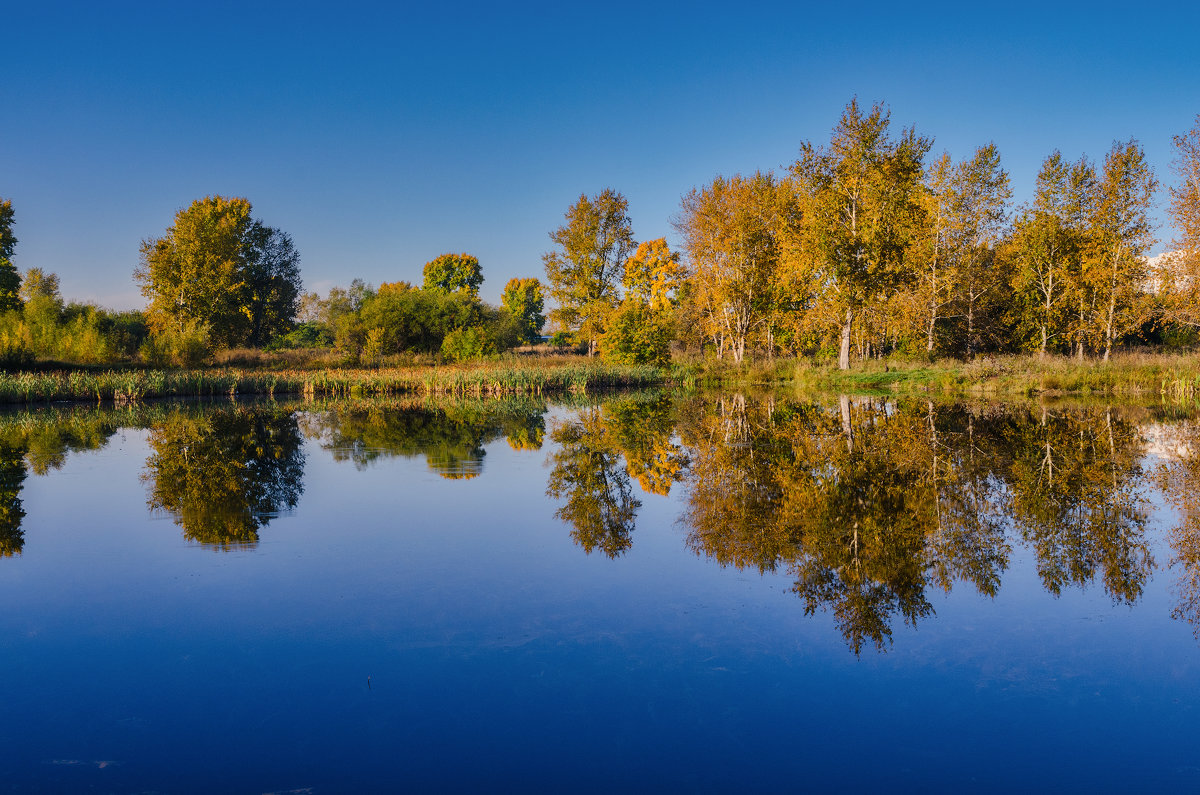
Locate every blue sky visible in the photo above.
<box><xmin>5</xmin><ymin>1</ymin><xmax>1199</xmax><ymax>309</ymax></box>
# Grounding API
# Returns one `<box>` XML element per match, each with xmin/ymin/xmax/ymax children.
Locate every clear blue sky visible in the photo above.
<box><xmin>5</xmin><ymin>1</ymin><xmax>1199</xmax><ymax>309</ymax></box>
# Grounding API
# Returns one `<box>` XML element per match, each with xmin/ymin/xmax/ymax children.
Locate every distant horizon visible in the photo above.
<box><xmin>6</xmin><ymin>1</ymin><xmax>1198</xmax><ymax>312</ymax></box>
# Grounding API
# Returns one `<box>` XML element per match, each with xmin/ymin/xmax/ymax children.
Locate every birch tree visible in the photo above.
<box><xmin>784</xmin><ymin>99</ymin><xmax>931</xmax><ymax>369</ymax></box>
<box><xmin>676</xmin><ymin>172</ymin><xmax>780</xmax><ymax>363</ymax></box>
<box><xmin>1088</xmin><ymin>140</ymin><xmax>1157</xmax><ymax>360</ymax></box>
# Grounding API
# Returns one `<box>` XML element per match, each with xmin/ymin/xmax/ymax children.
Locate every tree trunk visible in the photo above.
<box><xmin>1104</xmin><ymin>293</ymin><xmax>1116</xmax><ymax>362</ymax></box>
<box><xmin>840</xmin><ymin>394</ymin><xmax>853</xmax><ymax>452</ymax></box>
<box><xmin>966</xmin><ymin>298</ymin><xmax>976</xmax><ymax>358</ymax></box>
<box><xmin>839</xmin><ymin>307</ymin><xmax>853</xmax><ymax>370</ymax></box>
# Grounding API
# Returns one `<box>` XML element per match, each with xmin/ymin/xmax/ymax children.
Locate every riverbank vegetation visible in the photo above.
<box><xmin>0</xmin><ymin>361</ymin><xmax>667</xmax><ymax>404</ymax></box>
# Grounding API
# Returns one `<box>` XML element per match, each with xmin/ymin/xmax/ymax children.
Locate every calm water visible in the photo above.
<box><xmin>1</xmin><ymin>392</ymin><xmax>1199</xmax><ymax>792</ymax></box>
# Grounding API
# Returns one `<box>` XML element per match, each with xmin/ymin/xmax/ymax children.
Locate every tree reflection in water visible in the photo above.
<box><xmin>301</xmin><ymin>397</ymin><xmax>547</xmax><ymax>480</ymax></box>
<box><xmin>563</xmin><ymin>392</ymin><xmax>1157</xmax><ymax>654</ymax></box>
<box><xmin>1156</xmin><ymin>417</ymin><xmax>1200</xmax><ymax>637</ymax></box>
<box><xmin>546</xmin><ymin>394</ymin><xmax>686</xmax><ymax>558</ymax></box>
<box><xmin>143</xmin><ymin>407</ymin><xmax>305</xmax><ymax>548</ymax></box>
<box><xmin>0</xmin><ymin>409</ymin><xmax>123</xmax><ymax>556</ymax></box>
<box><xmin>0</xmin><ymin>393</ymin><xmax>1182</xmax><ymax>653</ymax></box>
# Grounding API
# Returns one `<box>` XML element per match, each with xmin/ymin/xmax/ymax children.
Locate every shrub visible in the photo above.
<box><xmin>441</xmin><ymin>327</ymin><xmax>496</xmax><ymax>362</ymax></box>
<box><xmin>140</xmin><ymin>321</ymin><xmax>211</xmax><ymax>368</ymax></box>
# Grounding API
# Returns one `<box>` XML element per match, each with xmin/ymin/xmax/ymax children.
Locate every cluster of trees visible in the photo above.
<box><xmin>289</xmin><ymin>253</ymin><xmax>546</xmax><ymax>362</ymax></box>
<box><xmin>0</xmin><ymin>194</ymin><xmax>550</xmax><ymax>367</ymax></box>
<box><xmin>542</xmin><ymin>190</ymin><xmax>686</xmax><ymax>364</ymax></box>
<box><xmin>0</xmin><ymin>199</ymin><xmax>148</xmax><ymax>366</ymax></box>
<box><xmin>546</xmin><ymin>103</ymin><xmax>1200</xmax><ymax>368</ymax></box>
<box><xmin>5</xmin><ymin>99</ymin><xmax>1200</xmax><ymax>369</ymax></box>
<box><xmin>135</xmin><ymin>196</ymin><xmax>552</xmax><ymax>362</ymax></box>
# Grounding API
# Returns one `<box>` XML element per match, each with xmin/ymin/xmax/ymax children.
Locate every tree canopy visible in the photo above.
<box><xmin>0</xmin><ymin>199</ymin><xmax>22</xmax><ymax>312</ymax></box>
<box><xmin>422</xmin><ymin>253</ymin><xmax>483</xmax><ymax>297</ymax></box>
<box><xmin>135</xmin><ymin>196</ymin><xmax>301</xmax><ymax>348</ymax></box>
<box><xmin>543</xmin><ymin>189</ymin><xmax>635</xmax><ymax>356</ymax></box>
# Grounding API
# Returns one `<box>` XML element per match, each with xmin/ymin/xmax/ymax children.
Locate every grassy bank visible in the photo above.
<box><xmin>775</xmin><ymin>354</ymin><xmax>1200</xmax><ymax>398</ymax></box>
<box><xmin>0</xmin><ymin>361</ymin><xmax>668</xmax><ymax>404</ymax></box>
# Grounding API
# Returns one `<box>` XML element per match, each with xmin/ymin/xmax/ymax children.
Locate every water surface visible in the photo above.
<box><xmin>1</xmin><ymin>393</ymin><xmax>1198</xmax><ymax>791</ymax></box>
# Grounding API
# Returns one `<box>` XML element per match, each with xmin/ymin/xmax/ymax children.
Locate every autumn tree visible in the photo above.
<box><xmin>914</xmin><ymin>153</ymin><xmax>958</xmax><ymax>352</ymax></box>
<box><xmin>0</xmin><ymin>198</ymin><xmax>23</xmax><ymax>312</ymax></box>
<box><xmin>1010</xmin><ymin>152</ymin><xmax>1093</xmax><ymax>356</ymax></box>
<box><xmin>135</xmin><ymin>196</ymin><xmax>301</xmax><ymax>348</ymax></box>
<box><xmin>1157</xmin><ymin>115</ymin><xmax>1200</xmax><ymax>328</ymax></box>
<box><xmin>19</xmin><ymin>268</ymin><xmax>60</xmax><ymax>304</ymax></box>
<box><xmin>602</xmin><ymin>238</ymin><xmax>686</xmax><ymax>365</ymax></box>
<box><xmin>500</xmin><ymin>277</ymin><xmax>546</xmax><ymax>343</ymax></box>
<box><xmin>784</xmin><ymin>99</ymin><xmax>931</xmax><ymax>369</ymax></box>
<box><xmin>423</xmin><ymin>253</ymin><xmax>483</xmax><ymax>297</ymax></box>
<box><xmin>1088</xmin><ymin>140</ymin><xmax>1157</xmax><ymax>360</ymax></box>
<box><xmin>542</xmin><ymin>189</ymin><xmax>635</xmax><ymax>356</ymax></box>
<box><xmin>677</xmin><ymin>173</ymin><xmax>781</xmax><ymax>362</ymax></box>
<box><xmin>622</xmin><ymin>238</ymin><xmax>685</xmax><ymax>312</ymax></box>
<box><xmin>948</xmin><ymin>143</ymin><xmax>1012</xmax><ymax>356</ymax></box>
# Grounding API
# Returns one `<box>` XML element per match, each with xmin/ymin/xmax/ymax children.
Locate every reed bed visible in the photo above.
<box><xmin>0</xmin><ymin>362</ymin><xmax>666</xmax><ymax>404</ymax></box>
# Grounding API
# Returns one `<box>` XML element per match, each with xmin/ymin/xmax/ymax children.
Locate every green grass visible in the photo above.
<box><xmin>0</xmin><ymin>361</ymin><xmax>668</xmax><ymax>404</ymax></box>
<box><xmin>688</xmin><ymin>352</ymin><xmax>1200</xmax><ymax>400</ymax></box>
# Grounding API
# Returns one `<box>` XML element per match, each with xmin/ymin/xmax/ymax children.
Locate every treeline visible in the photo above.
<box><xmin>546</xmin><ymin>101</ymin><xmax>1200</xmax><ymax>369</ymax></box>
<box><xmin>0</xmin><ymin>196</ymin><xmax>550</xmax><ymax>368</ymax></box>
<box><xmin>3</xmin><ymin>98</ymin><xmax>1199</xmax><ymax>370</ymax></box>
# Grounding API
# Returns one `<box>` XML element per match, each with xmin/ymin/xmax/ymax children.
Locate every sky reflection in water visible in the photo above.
<box><xmin>0</xmin><ymin>393</ymin><xmax>1197</xmax><ymax>791</ymax></box>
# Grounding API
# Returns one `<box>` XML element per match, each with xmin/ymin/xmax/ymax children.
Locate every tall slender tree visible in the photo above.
<box><xmin>1088</xmin><ymin>140</ymin><xmax>1157</xmax><ymax>360</ymax></box>
<box><xmin>1158</xmin><ymin>115</ymin><xmax>1200</xmax><ymax>328</ymax></box>
<box><xmin>784</xmin><ymin>100</ymin><xmax>931</xmax><ymax>369</ymax></box>
<box><xmin>952</xmin><ymin>143</ymin><xmax>1012</xmax><ymax>356</ymax></box>
<box><xmin>542</xmin><ymin>189</ymin><xmax>635</xmax><ymax>356</ymax></box>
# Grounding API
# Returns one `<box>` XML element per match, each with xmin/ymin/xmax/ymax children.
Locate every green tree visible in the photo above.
<box><xmin>542</xmin><ymin>189</ymin><xmax>635</xmax><ymax>357</ymax></box>
<box><xmin>19</xmin><ymin>268</ymin><xmax>61</xmax><ymax>305</ymax></box>
<box><xmin>0</xmin><ymin>198</ymin><xmax>23</xmax><ymax>312</ymax></box>
<box><xmin>500</xmin><ymin>277</ymin><xmax>546</xmax><ymax>343</ymax></box>
<box><xmin>784</xmin><ymin>100</ymin><xmax>931</xmax><ymax>369</ymax></box>
<box><xmin>423</xmin><ymin>253</ymin><xmax>483</xmax><ymax>297</ymax></box>
<box><xmin>601</xmin><ymin>300</ymin><xmax>673</xmax><ymax>365</ymax></box>
<box><xmin>135</xmin><ymin>196</ymin><xmax>301</xmax><ymax>348</ymax></box>
<box><xmin>355</xmin><ymin>281</ymin><xmax>481</xmax><ymax>355</ymax></box>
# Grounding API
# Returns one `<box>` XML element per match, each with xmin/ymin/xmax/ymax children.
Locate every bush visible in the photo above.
<box><xmin>267</xmin><ymin>321</ymin><xmax>334</xmax><ymax>351</ymax></box>
<box><xmin>140</xmin><ymin>321</ymin><xmax>211</xmax><ymax>367</ymax></box>
<box><xmin>441</xmin><ymin>327</ymin><xmax>496</xmax><ymax>362</ymax></box>
<box><xmin>601</xmin><ymin>302</ymin><xmax>672</xmax><ymax>366</ymax></box>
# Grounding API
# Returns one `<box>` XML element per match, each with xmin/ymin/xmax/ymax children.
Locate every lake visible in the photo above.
<box><xmin>0</xmin><ymin>391</ymin><xmax>1198</xmax><ymax>792</ymax></box>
